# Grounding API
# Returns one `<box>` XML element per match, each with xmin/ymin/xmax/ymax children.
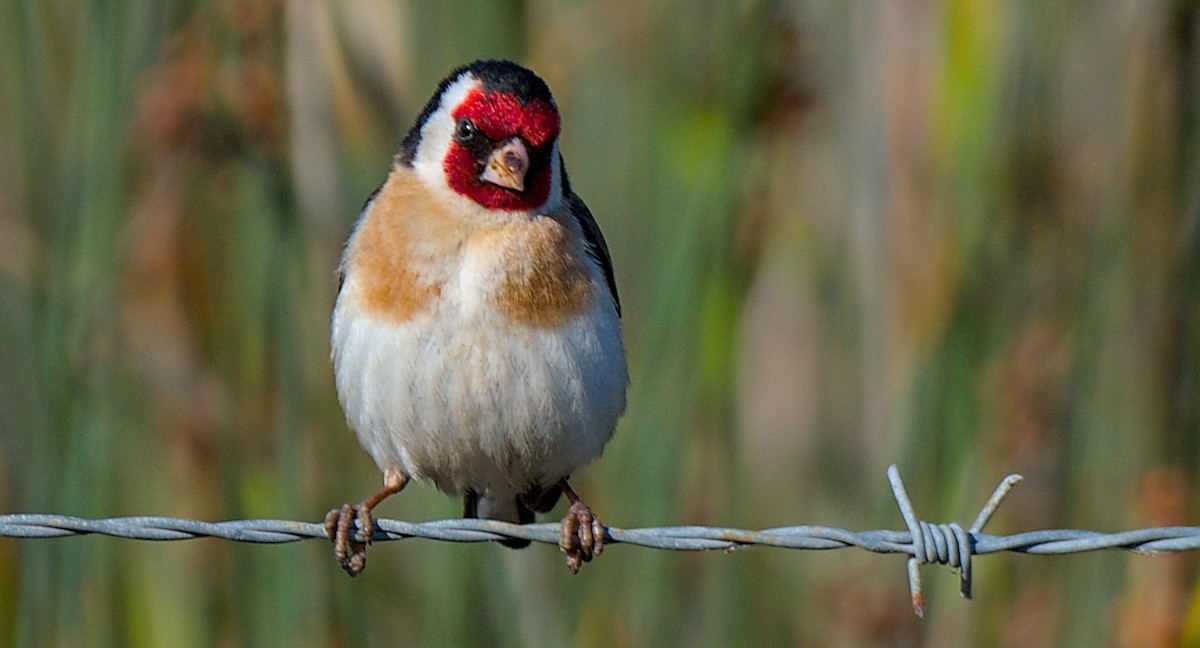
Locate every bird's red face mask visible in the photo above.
<box><xmin>445</xmin><ymin>88</ymin><xmax>561</xmax><ymax>211</ymax></box>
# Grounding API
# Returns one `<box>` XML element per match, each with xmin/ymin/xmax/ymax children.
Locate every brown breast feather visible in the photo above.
<box><xmin>346</xmin><ymin>170</ymin><xmax>445</xmax><ymax>323</ymax></box>
<box><xmin>488</xmin><ymin>213</ymin><xmax>593</xmax><ymax>328</ymax></box>
<box><xmin>349</xmin><ymin>169</ymin><xmax>593</xmax><ymax>327</ymax></box>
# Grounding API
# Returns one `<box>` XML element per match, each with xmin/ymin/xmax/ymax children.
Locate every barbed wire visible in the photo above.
<box><xmin>3</xmin><ymin>465</ymin><xmax>1198</xmax><ymax>617</ymax></box>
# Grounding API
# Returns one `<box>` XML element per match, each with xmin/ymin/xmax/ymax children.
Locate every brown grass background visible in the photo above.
<box><xmin>1</xmin><ymin>1</ymin><xmax>1198</xmax><ymax>646</ymax></box>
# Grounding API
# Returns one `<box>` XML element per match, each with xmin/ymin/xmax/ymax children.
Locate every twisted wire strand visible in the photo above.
<box><xmin>5</xmin><ymin>514</ymin><xmax>1198</xmax><ymax>553</ymax></box>
<box><xmin>3</xmin><ymin>465</ymin><xmax>1198</xmax><ymax>616</ymax></box>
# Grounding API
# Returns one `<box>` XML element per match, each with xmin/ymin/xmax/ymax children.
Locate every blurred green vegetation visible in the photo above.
<box><xmin>1</xmin><ymin>0</ymin><xmax>1198</xmax><ymax>646</ymax></box>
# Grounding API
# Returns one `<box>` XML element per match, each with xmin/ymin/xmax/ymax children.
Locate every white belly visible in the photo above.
<box><xmin>331</xmin><ymin>276</ymin><xmax>626</xmax><ymax>500</ymax></box>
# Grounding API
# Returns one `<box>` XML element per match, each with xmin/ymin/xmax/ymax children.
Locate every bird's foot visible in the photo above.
<box><xmin>324</xmin><ymin>503</ymin><xmax>377</xmax><ymax>577</ymax></box>
<box><xmin>325</xmin><ymin>471</ymin><xmax>408</xmax><ymax>577</ymax></box>
<box><xmin>559</xmin><ymin>498</ymin><xmax>605</xmax><ymax>574</ymax></box>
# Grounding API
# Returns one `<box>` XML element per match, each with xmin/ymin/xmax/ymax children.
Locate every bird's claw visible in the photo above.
<box><xmin>324</xmin><ymin>503</ymin><xmax>376</xmax><ymax>577</ymax></box>
<box><xmin>559</xmin><ymin>499</ymin><xmax>605</xmax><ymax>573</ymax></box>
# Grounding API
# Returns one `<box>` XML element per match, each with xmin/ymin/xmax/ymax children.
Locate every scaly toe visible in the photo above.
<box><xmin>355</xmin><ymin>506</ymin><xmax>377</xmax><ymax>545</ymax></box>
<box><xmin>323</xmin><ymin>508</ymin><xmax>342</xmax><ymax>543</ymax></box>
<box><xmin>560</xmin><ymin>500</ymin><xmax>604</xmax><ymax>573</ymax></box>
<box><xmin>326</xmin><ymin>504</ymin><xmax>369</xmax><ymax>577</ymax></box>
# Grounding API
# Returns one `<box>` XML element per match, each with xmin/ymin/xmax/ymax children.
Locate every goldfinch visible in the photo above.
<box><xmin>325</xmin><ymin>60</ymin><xmax>627</xmax><ymax>576</ymax></box>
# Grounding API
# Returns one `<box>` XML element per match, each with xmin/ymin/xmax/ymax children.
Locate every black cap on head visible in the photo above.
<box><xmin>465</xmin><ymin>59</ymin><xmax>554</xmax><ymax>106</ymax></box>
<box><xmin>398</xmin><ymin>60</ymin><xmax>554</xmax><ymax>166</ymax></box>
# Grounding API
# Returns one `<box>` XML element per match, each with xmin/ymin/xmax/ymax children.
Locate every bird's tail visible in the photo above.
<box><xmin>463</xmin><ymin>483</ymin><xmax>563</xmax><ymax>549</ymax></box>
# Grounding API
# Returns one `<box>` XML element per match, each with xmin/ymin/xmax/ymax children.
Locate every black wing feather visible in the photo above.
<box><xmin>566</xmin><ymin>191</ymin><xmax>621</xmax><ymax>318</ymax></box>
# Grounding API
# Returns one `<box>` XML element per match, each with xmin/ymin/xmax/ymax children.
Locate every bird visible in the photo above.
<box><xmin>325</xmin><ymin>59</ymin><xmax>627</xmax><ymax>576</ymax></box>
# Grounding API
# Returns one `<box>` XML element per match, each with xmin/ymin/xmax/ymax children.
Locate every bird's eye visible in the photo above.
<box><xmin>454</xmin><ymin>117</ymin><xmax>477</xmax><ymax>142</ymax></box>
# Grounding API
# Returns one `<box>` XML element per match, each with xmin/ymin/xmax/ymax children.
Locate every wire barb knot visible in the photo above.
<box><xmin>887</xmin><ymin>464</ymin><xmax>1023</xmax><ymax>617</ymax></box>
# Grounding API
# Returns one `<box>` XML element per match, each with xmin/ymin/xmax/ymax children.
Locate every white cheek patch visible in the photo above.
<box><xmin>413</xmin><ymin>73</ymin><xmax>479</xmax><ymax>193</ymax></box>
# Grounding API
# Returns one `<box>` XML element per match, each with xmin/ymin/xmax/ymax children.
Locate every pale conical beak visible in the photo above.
<box><xmin>480</xmin><ymin>137</ymin><xmax>529</xmax><ymax>192</ymax></box>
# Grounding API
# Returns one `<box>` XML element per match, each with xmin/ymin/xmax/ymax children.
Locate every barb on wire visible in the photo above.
<box><xmin>3</xmin><ymin>464</ymin><xmax>1200</xmax><ymax>617</ymax></box>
